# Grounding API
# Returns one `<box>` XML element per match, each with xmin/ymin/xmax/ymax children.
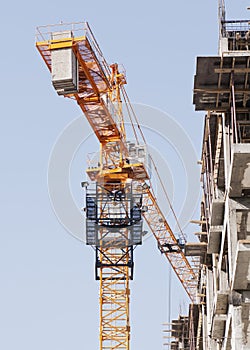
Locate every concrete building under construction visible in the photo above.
<box><xmin>168</xmin><ymin>2</ymin><xmax>250</xmax><ymax>349</ymax></box>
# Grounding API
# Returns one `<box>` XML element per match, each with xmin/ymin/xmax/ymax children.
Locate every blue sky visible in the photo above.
<box><xmin>1</xmin><ymin>1</ymin><xmax>249</xmax><ymax>349</ymax></box>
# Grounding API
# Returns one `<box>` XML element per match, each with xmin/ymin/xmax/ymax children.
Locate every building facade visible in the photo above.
<box><xmin>170</xmin><ymin>6</ymin><xmax>250</xmax><ymax>350</ymax></box>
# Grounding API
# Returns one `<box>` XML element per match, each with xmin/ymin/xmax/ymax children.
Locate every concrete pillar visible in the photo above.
<box><xmin>219</xmin><ymin>270</ymin><xmax>228</xmax><ymax>291</ymax></box>
<box><xmin>242</xmin><ymin>292</ymin><xmax>250</xmax><ymax>349</ymax></box>
<box><xmin>222</xmin><ymin>114</ymin><xmax>230</xmax><ymax>192</ymax></box>
<box><xmin>231</xmin><ymin>306</ymin><xmax>243</xmax><ymax>350</ymax></box>
<box><xmin>228</xmin><ymin>199</ymin><xmax>237</xmax><ymax>281</ymax></box>
<box><xmin>222</xmin><ymin>305</ymin><xmax>232</xmax><ymax>350</ymax></box>
<box><xmin>219</xmin><ymin>38</ymin><xmax>229</xmax><ymax>56</ymax></box>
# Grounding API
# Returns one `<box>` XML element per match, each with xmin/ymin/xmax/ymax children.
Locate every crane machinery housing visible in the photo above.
<box><xmin>36</xmin><ymin>21</ymin><xmax>200</xmax><ymax>350</ymax></box>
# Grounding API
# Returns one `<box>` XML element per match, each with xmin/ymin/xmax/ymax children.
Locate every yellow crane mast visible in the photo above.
<box><xmin>36</xmin><ymin>21</ymin><xmax>199</xmax><ymax>350</ymax></box>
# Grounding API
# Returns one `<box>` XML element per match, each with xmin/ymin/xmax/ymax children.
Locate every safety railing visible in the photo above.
<box><xmin>221</xmin><ymin>19</ymin><xmax>250</xmax><ymax>37</ymax></box>
<box><xmin>237</xmin><ymin>121</ymin><xmax>250</xmax><ymax>143</ymax></box>
<box><xmin>36</xmin><ymin>21</ymin><xmax>87</xmax><ymax>42</ymax></box>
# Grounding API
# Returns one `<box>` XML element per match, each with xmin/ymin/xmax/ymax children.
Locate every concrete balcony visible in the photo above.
<box><xmin>211</xmin><ymin>314</ymin><xmax>227</xmax><ymax>339</ymax></box>
<box><xmin>208</xmin><ymin>225</ymin><xmax>223</xmax><ymax>254</ymax></box>
<box><xmin>185</xmin><ymin>242</ymin><xmax>207</xmax><ymax>264</ymax></box>
<box><xmin>229</xmin><ymin>144</ymin><xmax>250</xmax><ymax>198</ymax></box>
<box><xmin>237</xmin><ymin>209</ymin><xmax>250</xmax><ymax>240</ymax></box>
<box><xmin>232</xmin><ymin>240</ymin><xmax>250</xmax><ymax>290</ymax></box>
<box><xmin>210</xmin><ymin>199</ymin><xmax>224</xmax><ymax>226</ymax></box>
<box><xmin>214</xmin><ymin>291</ymin><xmax>229</xmax><ymax>315</ymax></box>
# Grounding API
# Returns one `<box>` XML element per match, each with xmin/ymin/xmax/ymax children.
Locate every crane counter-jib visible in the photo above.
<box><xmin>36</xmin><ymin>32</ymin><xmax>121</xmax><ymax>140</ymax></box>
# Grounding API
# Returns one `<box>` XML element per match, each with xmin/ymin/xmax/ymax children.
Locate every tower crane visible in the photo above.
<box><xmin>36</xmin><ymin>21</ymin><xmax>200</xmax><ymax>350</ymax></box>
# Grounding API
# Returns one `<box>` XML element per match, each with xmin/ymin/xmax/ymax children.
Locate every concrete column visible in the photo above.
<box><xmin>222</xmin><ymin>305</ymin><xmax>232</xmax><ymax>350</ymax></box>
<box><xmin>231</xmin><ymin>306</ymin><xmax>243</xmax><ymax>350</ymax></box>
<box><xmin>228</xmin><ymin>199</ymin><xmax>237</xmax><ymax>281</ymax></box>
<box><xmin>242</xmin><ymin>292</ymin><xmax>250</xmax><ymax>349</ymax></box>
<box><xmin>219</xmin><ymin>270</ymin><xmax>228</xmax><ymax>291</ymax></box>
<box><xmin>222</xmin><ymin>114</ymin><xmax>230</xmax><ymax>192</ymax></box>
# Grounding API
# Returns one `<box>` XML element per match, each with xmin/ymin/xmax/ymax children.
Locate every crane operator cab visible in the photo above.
<box><xmin>83</xmin><ymin>180</ymin><xmax>144</xmax><ymax>248</ymax></box>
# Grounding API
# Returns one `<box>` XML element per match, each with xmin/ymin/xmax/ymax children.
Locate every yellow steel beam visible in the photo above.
<box><xmin>99</xmin><ymin>248</ymin><xmax>130</xmax><ymax>350</ymax></box>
